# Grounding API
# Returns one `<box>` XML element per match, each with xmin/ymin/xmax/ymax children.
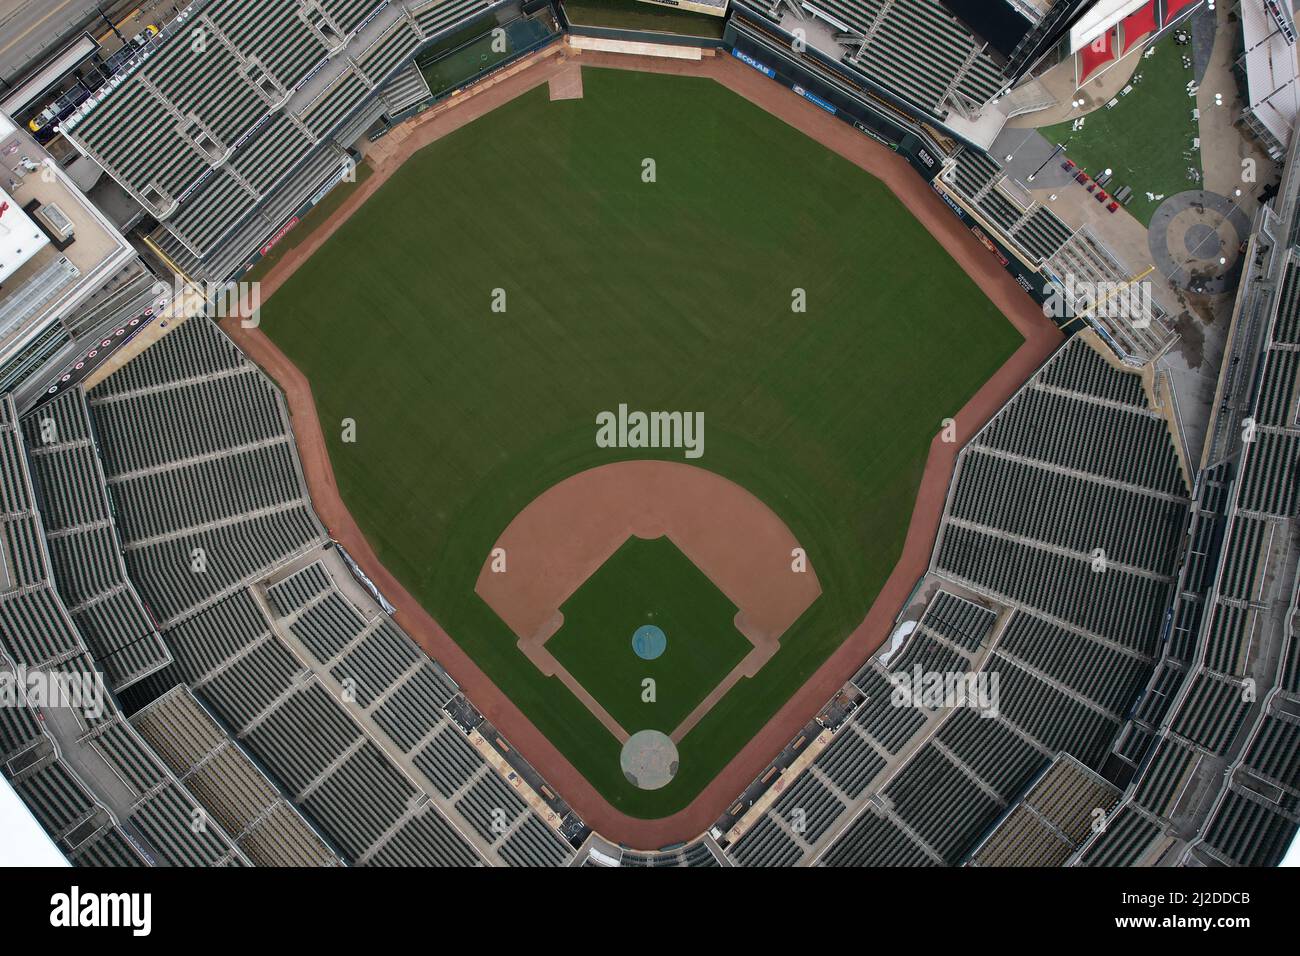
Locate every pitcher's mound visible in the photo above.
<box><xmin>632</xmin><ymin>624</ymin><xmax>667</xmax><ymax>660</ymax></box>
<box><xmin>621</xmin><ymin>730</ymin><xmax>678</xmax><ymax>790</ymax></box>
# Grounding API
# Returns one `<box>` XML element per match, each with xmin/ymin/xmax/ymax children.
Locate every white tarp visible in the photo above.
<box><xmin>876</xmin><ymin>619</ymin><xmax>918</xmax><ymax>668</ymax></box>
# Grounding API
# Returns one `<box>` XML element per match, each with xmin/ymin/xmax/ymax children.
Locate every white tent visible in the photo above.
<box><xmin>1069</xmin><ymin>0</ymin><xmax>1152</xmax><ymax>52</ymax></box>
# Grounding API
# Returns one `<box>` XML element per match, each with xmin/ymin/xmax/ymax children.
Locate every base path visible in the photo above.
<box><xmin>478</xmin><ymin>459</ymin><xmax>821</xmax><ymax>745</ymax></box>
<box><xmin>224</xmin><ymin>44</ymin><xmax>1062</xmax><ymax>850</ymax></box>
<box><xmin>476</xmin><ymin>460</ymin><xmax>821</xmax><ymax>646</ymax></box>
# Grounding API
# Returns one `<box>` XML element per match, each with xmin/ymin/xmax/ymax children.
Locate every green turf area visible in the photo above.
<box><xmin>416</xmin><ymin>12</ymin><xmax>499</xmax><ymax>62</ymax></box>
<box><xmin>417</xmin><ymin>17</ymin><xmax>553</xmax><ymax>98</ymax></box>
<box><xmin>260</xmin><ymin>68</ymin><xmax>1022</xmax><ymax>817</ymax></box>
<box><xmin>547</xmin><ymin>536</ymin><xmax>750</xmax><ymax>733</ymax></box>
<box><xmin>420</xmin><ymin>34</ymin><xmax>512</xmax><ymax>97</ymax></box>
<box><xmin>563</xmin><ymin>0</ymin><xmax>727</xmax><ymax>38</ymax></box>
<box><xmin>1037</xmin><ymin>38</ymin><xmax>1202</xmax><ymax>226</ymax></box>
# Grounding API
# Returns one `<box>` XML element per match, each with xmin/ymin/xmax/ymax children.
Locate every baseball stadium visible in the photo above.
<box><xmin>0</xmin><ymin>0</ymin><xmax>1295</xmax><ymax>877</ymax></box>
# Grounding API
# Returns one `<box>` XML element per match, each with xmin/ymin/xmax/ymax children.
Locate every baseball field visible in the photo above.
<box><xmin>259</xmin><ymin>66</ymin><xmax>1023</xmax><ymax>818</ymax></box>
<box><xmin>547</xmin><ymin>535</ymin><xmax>750</xmax><ymax>734</ymax></box>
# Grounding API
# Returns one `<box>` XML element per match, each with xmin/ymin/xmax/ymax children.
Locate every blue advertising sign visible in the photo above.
<box><xmin>792</xmin><ymin>84</ymin><xmax>837</xmax><ymax>114</ymax></box>
<box><xmin>731</xmin><ymin>48</ymin><xmax>776</xmax><ymax>78</ymax></box>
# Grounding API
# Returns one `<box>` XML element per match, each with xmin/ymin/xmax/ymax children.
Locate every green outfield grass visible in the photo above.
<box><xmin>1038</xmin><ymin>38</ymin><xmax>1202</xmax><ymax>226</ymax></box>
<box><xmin>260</xmin><ymin>68</ymin><xmax>1022</xmax><ymax>817</ymax></box>
<box><xmin>547</xmin><ymin>536</ymin><xmax>750</xmax><ymax>733</ymax></box>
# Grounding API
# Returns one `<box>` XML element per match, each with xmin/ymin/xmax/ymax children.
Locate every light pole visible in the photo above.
<box><xmin>95</xmin><ymin>3</ymin><xmax>126</xmax><ymax>44</ymax></box>
<box><xmin>1027</xmin><ymin>143</ymin><xmax>1066</xmax><ymax>183</ymax></box>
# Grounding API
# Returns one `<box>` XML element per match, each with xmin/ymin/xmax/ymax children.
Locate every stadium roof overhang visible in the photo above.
<box><xmin>1241</xmin><ymin>0</ymin><xmax>1300</xmax><ymax>149</ymax></box>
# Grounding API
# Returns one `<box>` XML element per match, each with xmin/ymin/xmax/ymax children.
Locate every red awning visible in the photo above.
<box><xmin>1163</xmin><ymin>0</ymin><xmax>1201</xmax><ymax>24</ymax></box>
<box><xmin>1121</xmin><ymin>1</ymin><xmax>1159</xmax><ymax>53</ymax></box>
<box><xmin>1079</xmin><ymin>28</ymin><xmax>1117</xmax><ymax>84</ymax></box>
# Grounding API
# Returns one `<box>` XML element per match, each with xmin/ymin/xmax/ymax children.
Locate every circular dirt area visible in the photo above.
<box><xmin>1148</xmin><ymin>190</ymin><xmax>1251</xmax><ymax>294</ymax></box>
<box><xmin>632</xmin><ymin>624</ymin><xmax>667</xmax><ymax>660</ymax></box>
<box><xmin>1183</xmin><ymin>223</ymin><xmax>1221</xmax><ymax>258</ymax></box>
<box><xmin>621</xmin><ymin>730</ymin><xmax>679</xmax><ymax>790</ymax></box>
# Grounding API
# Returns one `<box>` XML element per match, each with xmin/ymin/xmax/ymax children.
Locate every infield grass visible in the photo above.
<box><xmin>547</xmin><ymin>536</ymin><xmax>751</xmax><ymax>734</ymax></box>
<box><xmin>260</xmin><ymin>68</ymin><xmax>1022</xmax><ymax>817</ymax></box>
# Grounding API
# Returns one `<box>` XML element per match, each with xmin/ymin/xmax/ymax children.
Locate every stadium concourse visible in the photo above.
<box><xmin>0</xmin><ymin>0</ymin><xmax>1296</xmax><ymax>870</ymax></box>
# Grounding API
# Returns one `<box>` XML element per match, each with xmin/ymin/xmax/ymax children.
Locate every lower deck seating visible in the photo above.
<box><xmin>728</xmin><ymin>571</ymin><xmax>1161</xmax><ymax>867</ymax></box>
<box><xmin>936</xmin><ymin>337</ymin><xmax>1186</xmax><ymax>656</ymax></box>
<box><xmin>126</xmin><ymin>588</ymin><xmax>487</xmax><ymax>866</ymax></box>
<box><xmin>87</xmin><ymin>319</ymin><xmax>325</xmax><ymax>625</ymax></box>
<box><xmin>131</xmin><ymin>685</ymin><xmax>341</xmax><ymax>866</ymax></box>
<box><xmin>1076</xmin><ymin>804</ymin><xmax>1165</xmax><ymax>865</ymax></box>
<box><xmin>1202</xmin><ymin>789</ymin><xmax>1297</xmax><ymax>866</ymax></box>
<box><xmin>820</xmin><ymin>807</ymin><xmax>937</xmax><ymax>867</ymax></box>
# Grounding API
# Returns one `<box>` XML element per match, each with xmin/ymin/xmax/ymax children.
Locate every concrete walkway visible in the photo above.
<box><xmin>1008</xmin><ymin>36</ymin><xmax>1147</xmax><ymax>129</ymax></box>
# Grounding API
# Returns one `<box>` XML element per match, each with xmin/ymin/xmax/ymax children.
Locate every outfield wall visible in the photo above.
<box><xmin>231</xmin><ymin>149</ymin><xmax>361</xmax><ymax>280</ymax></box>
<box><xmin>929</xmin><ymin>184</ymin><xmax>1054</xmax><ymax>310</ymax></box>
<box><xmin>566</xmin><ymin>22</ymin><xmax>726</xmax><ymax>47</ymax></box>
<box><xmin>723</xmin><ymin>21</ymin><xmax>940</xmax><ymax>179</ymax></box>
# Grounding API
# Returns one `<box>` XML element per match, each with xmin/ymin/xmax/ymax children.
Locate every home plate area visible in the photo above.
<box><xmin>475</xmin><ymin>461</ymin><xmax>822</xmax><ymax>785</ymax></box>
<box><xmin>621</xmin><ymin>731</ymin><xmax>680</xmax><ymax>791</ymax></box>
